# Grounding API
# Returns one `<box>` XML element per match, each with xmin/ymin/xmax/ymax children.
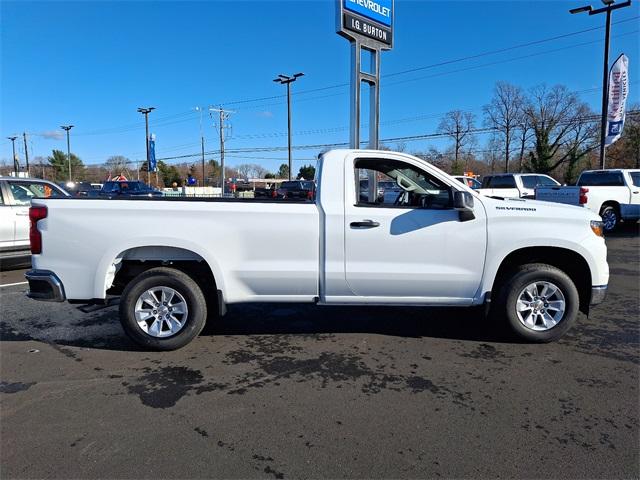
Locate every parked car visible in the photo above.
<box><xmin>0</xmin><ymin>177</ymin><xmax>69</xmax><ymax>260</ymax></box>
<box><xmin>26</xmin><ymin>149</ymin><xmax>608</xmax><ymax>350</ymax></box>
<box><xmin>358</xmin><ymin>178</ymin><xmax>385</xmax><ymax>203</ymax></box>
<box><xmin>276</xmin><ymin>180</ymin><xmax>315</xmax><ymax>200</ymax></box>
<box><xmin>478</xmin><ymin>173</ymin><xmax>560</xmax><ymax>198</ymax></box>
<box><xmin>534</xmin><ymin>169</ymin><xmax>640</xmax><ymax>231</ymax></box>
<box><xmin>254</xmin><ymin>184</ymin><xmax>277</xmax><ymax>198</ymax></box>
<box><xmin>99</xmin><ymin>181</ymin><xmax>163</xmax><ymax>197</ymax></box>
<box><xmin>453</xmin><ymin>175</ymin><xmax>482</xmax><ymax>190</ymax></box>
<box><xmin>63</xmin><ymin>181</ymin><xmax>102</xmax><ymax>197</ymax></box>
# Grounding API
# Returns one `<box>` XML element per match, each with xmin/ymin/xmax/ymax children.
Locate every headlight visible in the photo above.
<box><xmin>590</xmin><ymin>220</ymin><xmax>604</xmax><ymax>237</ymax></box>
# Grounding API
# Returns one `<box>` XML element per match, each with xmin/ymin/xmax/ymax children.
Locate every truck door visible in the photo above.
<box><xmin>628</xmin><ymin>171</ymin><xmax>640</xmax><ymax>205</ymax></box>
<box><xmin>0</xmin><ymin>183</ymin><xmax>16</xmax><ymax>249</ymax></box>
<box><xmin>343</xmin><ymin>155</ymin><xmax>487</xmax><ymax>302</ymax></box>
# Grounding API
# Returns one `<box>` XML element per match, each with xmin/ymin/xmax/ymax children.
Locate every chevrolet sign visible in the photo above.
<box><xmin>344</xmin><ymin>0</ymin><xmax>392</xmax><ymax>27</ymax></box>
<box><xmin>337</xmin><ymin>0</ymin><xmax>394</xmax><ymax>49</ymax></box>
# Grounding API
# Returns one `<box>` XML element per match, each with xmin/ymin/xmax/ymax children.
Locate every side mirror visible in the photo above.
<box><xmin>453</xmin><ymin>191</ymin><xmax>475</xmax><ymax>222</ymax></box>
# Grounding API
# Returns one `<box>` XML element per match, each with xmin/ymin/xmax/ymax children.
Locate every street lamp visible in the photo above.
<box><xmin>570</xmin><ymin>0</ymin><xmax>632</xmax><ymax>169</ymax></box>
<box><xmin>60</xmin><ymin>125</ymin><xmax>74</xmax><ymax>181</ymax></box>
<box><xmin>273</xmin><ymin>72</ymin><xmax>304</xmax><ymax>180</ymax></box>
<box><xmin>7</xmin><ymin>136</ymin><xmax>18</xmax><ymax>176</ymax></box>
<box><xmin>137</xmin><ymin>107</ymin><xmax>155</xmax><ymax>185</ymax></box>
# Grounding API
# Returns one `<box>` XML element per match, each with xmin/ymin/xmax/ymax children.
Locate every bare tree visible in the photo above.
<box><xmin>523</xmin><ymin>84</ymin><xmax>596</xmax><ymax>174</ymax></box>
<box><xmin>483</xmin><ymin>135</ymin><xmax>503</xmax><ymax>173</ymax></box>
<box><xmin>561</xmin><ymin>104</ymin><xmax>599</xmax><ymax>183</ymax></box>
<box><xmin>236</xmin><ymin>164</ymin><xmax>253</xmax><ymax>179</ymax></box>
<box><xmin>105</xmin><ymin>155</ymin><xmax>132</xmax><ymax>177</ymax></box>
<box><xmin>438</xmin><ymin>110</ymin><xmax>475</xmax><ymax>174</ymax></box>
<box><xmin>483</xmin><ymin>82</ymin><xmax>524</xmax><ymax>173</ymax></box>
<box><xmin>415</xmin><ymin>147</ymin><xmax>446</xmax><ymax>170</ymax></box>
<box><xmin>516</xmin><ymin>116</ymin><xmax>533</xmax><ymax>172</ymax></box>
<box><xmin>251</xmin><ymin>164</ymin><xmax>269</xmax><ymax>179</ymax></box>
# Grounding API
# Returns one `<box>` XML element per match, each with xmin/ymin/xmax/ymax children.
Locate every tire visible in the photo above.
<box><xmin>119</xmin><ymin>267</ymin><xmax>207</xmax><ymax>350</ymax></box>
<box><xmin>600</xmin><ymin>205</ymin><xmax>619</xmax><ymax>232</ymax></box>
<box><xmin>493</xmin><ymin>263</ymin><xmax>579</xmax><ymax>343</ymax></box>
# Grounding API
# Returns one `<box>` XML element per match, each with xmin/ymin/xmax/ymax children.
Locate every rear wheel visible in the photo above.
<box><xmin>119</xmin><ymin>267</ymin><xmax>207</xmax><ymax>350</ymax></box>
<box><xmin>494</xmin><ymin>263</ymin><xmax>579</xmax><ymax>342</ymax></box>
<box><xmin>600</xmin><ymin>205</ymin><xmax>619</xmax><ymax>232</ymax></box>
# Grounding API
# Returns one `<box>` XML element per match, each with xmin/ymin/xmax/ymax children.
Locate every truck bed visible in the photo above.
<box><xmin>31</xmin><ymin>197</ymin><xmax>320</xmax><ymax>302</ymax></box>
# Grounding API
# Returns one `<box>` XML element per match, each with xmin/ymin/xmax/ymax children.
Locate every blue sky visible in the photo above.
<box><xmin>1</xmin><ymin>0</ymin><xmax>638</xmax><ymax>172</ymax></box>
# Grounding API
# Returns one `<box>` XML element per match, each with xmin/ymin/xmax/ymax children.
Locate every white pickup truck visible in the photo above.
<box><xmin>477</xmin><ymin>173</ymin><xmax>560</xmax><ymax>199</ymax></box>
<box><xmin>535</xmin><ymin>169</ymin><xmax>640</xmax><ymax>231</ymax></box>
<box><xmin>25</xmin><ymin>149</ymin><xmax>609</xmax><ymax>350</ymax></box>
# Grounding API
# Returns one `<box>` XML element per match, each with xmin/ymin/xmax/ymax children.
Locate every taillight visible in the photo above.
<box><xmin>579</xmin><ymin>187</ymin><xmax>589</xmax><ymax>205</ymax></box>
<box><xmin>29</xmin><ymin>205</ymin><xmax>47</xmax><ymax>254</ymax></box>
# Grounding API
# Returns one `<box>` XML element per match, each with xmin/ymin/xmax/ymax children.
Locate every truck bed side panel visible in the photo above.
<box><xmin>31</xmin><ymin>198</ymin><xmax>320</xmax><ymax>303</ymax></box>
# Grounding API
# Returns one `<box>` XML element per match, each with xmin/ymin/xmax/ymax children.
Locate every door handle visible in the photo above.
<box><xmin>350</xmin><ymin>220</ymin><xmax>380</xmax><ymax>228</ymax></box>
<box><xmin>15</xmin><ymin>212</ymin><xmax>29</xmax><ymax>216</ymax></box>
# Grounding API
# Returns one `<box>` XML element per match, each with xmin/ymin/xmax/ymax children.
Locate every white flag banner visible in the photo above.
<box><xmin>605</xmin><ymin>53</ymin><xmax>629</xmax><ymax>146</ymax></box>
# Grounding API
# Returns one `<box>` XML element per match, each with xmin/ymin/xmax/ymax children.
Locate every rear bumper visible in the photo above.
<box><xmin>25</xmin><ymin>269</ymin><xmax>66</xmax><ymax>302</ymax></box>
<box><xmin>590</xmin><ymin>285</ymin><xmax>607</xmax><ymax>306</ymax></box>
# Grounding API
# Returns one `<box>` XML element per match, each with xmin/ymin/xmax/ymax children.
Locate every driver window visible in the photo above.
<box><xmin>354</xmin><ymin>158</ymin><xmax>452</xmax><ymax>209</ymax></box>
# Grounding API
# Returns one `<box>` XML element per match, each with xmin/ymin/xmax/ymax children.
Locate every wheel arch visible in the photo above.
<box><xmin>491</xmin><ymin>246</ymin><xmax>592</xmax><ymax>314</ymax></box>
<box><xmin>101</xmin><ymin>245</ymin><xmax>225</xmax><ymax>315</ymax></box>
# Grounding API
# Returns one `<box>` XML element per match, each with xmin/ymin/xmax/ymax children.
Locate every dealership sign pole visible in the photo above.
<box><xmin>337</xmin><ymin>0</ymin><xmax>393</xmax><ymax>201</ymax></box>
<box><xmin>337</xmin><ymin>0</ymin><xmax>393</xmax><ymax>150</ymax></box>
<box><xmin>604</xmin><ymin>53</ymin><xmax>629</xmax><ymax>149</ymax></box>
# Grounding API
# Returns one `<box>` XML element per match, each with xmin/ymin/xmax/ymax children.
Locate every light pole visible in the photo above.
<box><xmin>195</xmin><ymin>106</ymin><xmax>206</xmax><ymax>186</ymax></box>
<box><xmin>570</xmin><ymin>0</ymin><xmax>632</xmax><ymax>169</ymax></box>
<box><xmin>7</xmin><ymin>136</ymin><xmax>18</xmax><ymax>176</ymax></box>
<box><xmin>273</xmin><ymin>72</ymin><xmax>304</xmax><ymax>180</ymax></box>
<box><xmin>137</xmin><ymin>107</ymin><xmax>155</xmax><ymax>185</ymax></box>
<box><xmin>60</xmin><ymin>125</ymin><xmax>74</xmax><ymax>181</ymax></box>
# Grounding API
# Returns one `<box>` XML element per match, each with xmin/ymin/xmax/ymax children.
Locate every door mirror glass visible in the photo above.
<box><xmin>453</xmin><ymin>191</ymin><xmax>474</xmax><ymax>210</ymax></box>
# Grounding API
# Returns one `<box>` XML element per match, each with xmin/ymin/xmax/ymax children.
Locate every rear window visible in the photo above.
<box><xmin>578</xmin><ymin>171</ymin><xmax>625</xmax><ymax>187</ymax></box>
<box><xmin>483</xmin><ymin>176</ymin><xmax>516</xmax><ymax>188</ymax></box>
<box><xmin>630</xmin><ymin>172</ymin><xmax>640</xmax><ymax>187</ymax></box>
<box><xmin>280</xmin><ymin>181</ymin><xmax>301</xmax><ymax>189</ymax></box>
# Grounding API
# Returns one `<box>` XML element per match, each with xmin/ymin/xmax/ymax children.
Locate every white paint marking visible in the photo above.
<box><xmin>0</xmin><ymin>281</ymin><xmax>28</xmax><ymax>288</ymax></box>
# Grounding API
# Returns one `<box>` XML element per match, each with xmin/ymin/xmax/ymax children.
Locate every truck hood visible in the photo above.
<box><xmin>479</xmin><ymin>195</ymin><xmax>600</xmax><ymax>222</ymax></box>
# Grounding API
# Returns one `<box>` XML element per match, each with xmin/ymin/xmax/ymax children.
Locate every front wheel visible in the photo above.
<box><xmin>494</xmin><ymin>263</ymin><xmax>579</xmax><ymax>343</ymax></box>
<box><xmin>119</xmin><ymin>267</ymin><xmax>207</xmax><ymax>350</ymax></box>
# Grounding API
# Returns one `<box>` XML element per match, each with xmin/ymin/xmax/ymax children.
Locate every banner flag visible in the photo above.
<box><xmin>605</xmin><ymin>53</ymin><xmax>629</xmax><ymax>146</ymax></box>
<box><xmin>149</xmin><ymin>133</ymin><xmax>157</xmax><ymax>172</ymax></box>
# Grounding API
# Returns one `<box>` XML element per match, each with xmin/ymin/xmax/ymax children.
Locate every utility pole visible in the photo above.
<box><xmin>7</xmin><ymin>136</ymin><xmax>18</xmax><ymax>176</ymax></box>
<box><xmin>273</xmin><ymin>73</ymin><xmax>304</xmax><ymax>180</ymax></box>
<box><xmin>137</xmin><ymin>107</ymin><xmax>155</xmax><ymax>185</ymax></box>
<box><xmin>570</xmin><ymin>0</ymin><xmax>632</xmax><ymax>169</ymax></box>
<box><xmin>195</xmin><ymin>107</ymin><xmax>206</xmax><ymax>186</ymax></box>
<box><xmin>60</xmin><ymin>125</ymin><xmax>74</xmax><ymax>181</ymax></box>
<box><xmin>209</xmin><ymin>106</ymin><xmax>234</xmax><ymax>194</ymax></box>
<box><xmin>22</xmin><ymin>132</ymin><xmax>30</xmax><ymax>176</ymax></box>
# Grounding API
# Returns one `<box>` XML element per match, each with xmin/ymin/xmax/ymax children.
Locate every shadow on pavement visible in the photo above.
<box><xmin>1</xmin><ymin>303</ymin><xmax>513</xmax><ymax>353</ymax></box>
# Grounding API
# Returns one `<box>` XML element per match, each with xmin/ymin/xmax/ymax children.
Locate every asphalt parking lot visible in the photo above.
<box><xmin>1</xmin><ymin>227</ymin><xmax>638</xmax><ymax>479</ymax></box>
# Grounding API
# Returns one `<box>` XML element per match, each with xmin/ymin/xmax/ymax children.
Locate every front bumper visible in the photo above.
<box><xmin>25</xmin><ymin>270</ymin><xmax>66</xmax><ymax>302</ymax></box>
<box><xmin>590</xmin><ymin>285</ymin><xmax>607</xmax><ymax>306</ymax></box>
